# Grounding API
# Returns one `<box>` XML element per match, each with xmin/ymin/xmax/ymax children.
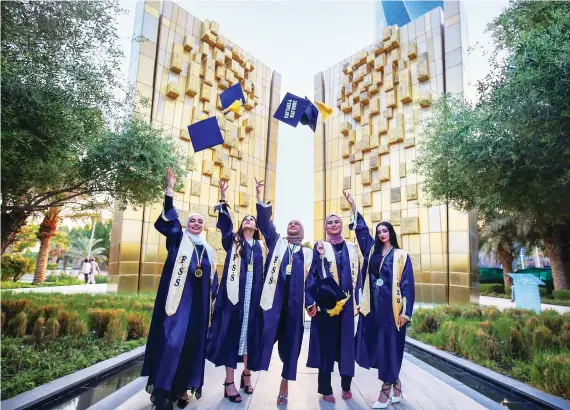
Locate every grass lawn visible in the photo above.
<box><xmin>1</xmin><ymin>274</ymin><xmax>108</xmax><ymax>290</ymax></box>
<box><xmin>409</xmin><ymin>305</ymin><xmax>570</xmax><ymax>399</ymax></box>
<box><xmin>1</xmin><ymin>292</ymin><xmax>156</xmax><ymax>399</ymax></box>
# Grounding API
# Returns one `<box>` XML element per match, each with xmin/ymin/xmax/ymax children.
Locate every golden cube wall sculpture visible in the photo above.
<box><xmin>317</xmin><ymin>16</ymin><xmax>477</xmax><ymax>306</ymax></box>
<box><xmin>110</xmin><ymin>1</ymin><xmax>281</xmax><ymax>294</ymax></box>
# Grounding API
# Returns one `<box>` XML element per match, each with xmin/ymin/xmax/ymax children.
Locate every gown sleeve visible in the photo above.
<box><xmin>348</xmin><ymin>210</ymin><xmax>374</xmax><ymax>256</ymax></box>
<box><xmin>215</xmin><ymin>202</ymin><xmax>234</xmax><ymax>252</ymax></box>
<box><xmin>304</xmin><ymin>245</ymin><xmax>325</xmax><ymax>308</ymax></box>
<box><xmin>210</xmin><ymin>271</ymin><xmax>219</xmax><ymax>300</ymax></box>
<box><xmin>400</xmin><ymin>255</ymin><xmax>415</xmax><ymax>320</ymax></box>
<box><xmin>256</xmin><ymin>201</ymin><xmax>279</xmax><ymax>249</ymax></box>
<box><xmin>154</xmin><ymin>195</ymin><xmax>182</xmax><ymax>247</ymax></box>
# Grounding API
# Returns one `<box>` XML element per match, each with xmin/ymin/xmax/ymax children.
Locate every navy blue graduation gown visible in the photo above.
<box><xmin>206</xmin><ymin>203</ymin><xmax>265</xmax><ymax>370</ymax></box>
<box><xmin>350</xmin><ymin>212</ymin><xmax>415</xmax><ymax>384</ymax></box>
<box><xmin>305</xmin><ymin>241</ymin><xmax>358</xmax><ymax>377</ymax></box>
<box><xmin>256</xmin><ymin>203</ymin><xmax>309</xmax><ymax>381</ymax></box>
<box><xmin>142</xmin><ymin>197</ymin><xmax>218</xmax><ymax>402</ymax></box>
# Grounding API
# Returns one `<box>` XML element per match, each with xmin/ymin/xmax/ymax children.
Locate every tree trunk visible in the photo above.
<box><xmin>542</xmin><ymin>229</ymin><xmax>570</xmax><ymax>290</ymax></box>
<box><xmin>1</xmin><ymin>209</ymin><xmax>30</xmax><ymax>253</ymax></box>
<box><xmin>32</xmin><ymin>208</ymin><xmax>61</xmax><ymax>284</ymax></box>
<box><xmin>497</xmin><ymin>248</ymin><xmax>514</xmax><ymax>285</ymax></box>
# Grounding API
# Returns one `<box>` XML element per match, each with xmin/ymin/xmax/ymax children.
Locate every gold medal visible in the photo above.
<box><xmin>248</xmin><ymin>263</ymin><xmax>254</xmax><ymax>271</ymax></box>
<box><xmin>195</xmin><ymin>267</ymin><xmax>203</xmax><ymax>278</ymax></box>
<box><xmin>286</xmin><ymin>265</ymin><xmax>292</xmax><ymax>273</ymax></box>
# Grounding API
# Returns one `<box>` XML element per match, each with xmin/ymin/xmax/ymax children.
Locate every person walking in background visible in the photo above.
<box><xmin>88</xmin><ymin>258</ymin><xmax>100</xmax><ymax>284</ymax></box>
<box><xmin>81</xmin><ymin>259</ymin><xmax>91</xmax><ymax>284</ymax></box>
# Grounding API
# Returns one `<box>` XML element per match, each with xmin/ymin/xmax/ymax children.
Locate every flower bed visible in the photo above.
<box><xmin>0</xmin><ymin>292</ymin><xmax>156</xmax><ymax>399</ymax></box>
<box><xmin>409</xmin><ymin>305</ymin><xmax>570</xmax><ymax>399</ymax></box>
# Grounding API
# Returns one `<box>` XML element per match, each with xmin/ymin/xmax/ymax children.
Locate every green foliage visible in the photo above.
<box><xmin>1</xmin><ymin>254</ymin><xmax>35</xmax><ymax>281</ymax></box>
<box><xmin>480</xmin><ymin>283</ymin><xmax>505</xmax><ymax>294</ymax></box>
<box><xmin>94</xmin><ymin>275</ymin><xmax>108</xmax><ymax>284</ymax></box>
<box><xmin>9</xmin><ymin>224</ymin><xmax>39</xmax><ymax>253</ymax></box>
<box><xmin>553</xmin><ymin>290</ymin><xmax>570</xmax><ymax>300</ymax></box>
<box><xmin>0</xmin><ymin>0</ymin><xmax>184</xmax><ymax>251</ymax></box>
<box><xmin>409</xmin><ymin>304</ymin><xmax>570</xmax><ymax>398</ymax></box>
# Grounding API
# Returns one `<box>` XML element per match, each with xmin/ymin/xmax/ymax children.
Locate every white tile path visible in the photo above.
<box><xmin>480</xmin><ymin>295</ymin><xmax>570</xmax><ymax>314</ymax></box>
<box><xmin>102</xmin><ymin>330</ymin><xmax>496</xmax><ymax>410</ymax></box>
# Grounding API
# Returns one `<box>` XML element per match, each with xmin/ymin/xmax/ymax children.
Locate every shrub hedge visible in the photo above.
<box><xmin>0</xmin><ymin>292</ymin><xmax>156</xmax><ymax>399</ymax></box>
<box><xmin>410</xmin><ymin>306</ymin><xmax>570</xmax><ymax>399</ymax></box>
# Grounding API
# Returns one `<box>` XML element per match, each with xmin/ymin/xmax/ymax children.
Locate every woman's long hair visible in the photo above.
<box><xmin>234</xmin><ymin>215</ymin><xmax>261</xmax><ymax>258</ymax></box>
<box><xmin>372</xmin><ymin>221</ymin><xmax>400</xmax><ymax>255</ymax></box>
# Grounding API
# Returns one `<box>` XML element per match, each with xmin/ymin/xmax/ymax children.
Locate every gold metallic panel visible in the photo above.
<box><xmin>372</xmin><ymin>212</ymin><xmax>382</xmax><ymax>222</ymax></box>
<box><xmin>170</xmin><ymin>44</ymin><xmax>183</xmax><ymax>74</ymax></box>
<box><xmin>378</xmin><ymin>117</ymin><xmax>388</xmax><ymax>134</ymax></box>
<box><xmin>202</xmin><ymin>159</ymin><xmax>214</xmax><ymax>176</ymax></box>
<box><xmin>220</xmin><ymin>166</ymin><xmax>231</xmax><ymax>181</ymax></box>
<box><xmin>213</xmin><ymin>147</ymin><xmax>224</xmax><ymax>165</ymax></box>
<box><xmin>390</xmin><ymin>210</ymin><xmax>401</xmax><ymax>226</ymax></box>
<box><xmin>399</xmin><ymin>162</ymin><xmax>407</xmax><ymax>178</ymax></box>
<box><xmin>341</xmin><ymin>121</ymin><xmax>352</xmax><ymax>135</ymax></box>
<box><xmin>183</xmin><ymin>34</ymin><xmax>193</xmax><ymax>51</ymax></box>
<box><xmin>388</xmin><ymin>128</ymin><xmax>404</xmax><ymax>145</ymax></box>
<box><xmin>340</xmin><ymin>200</ymin><xmax>351</xmax><ymax>211</ymax></box>
<box><xmin>348</xmin><ymin>130</ymin><xmax>356</xmax><ymax>145</ymax></box>
<box><xmin>362</xmin><ymin>192</ymin><xmax>372</xmax><ymax>207</ymax></box>
<box><xmin>407</xmin><ymin>43</ymin><xmax>417</xmax><ymax>59</ymax></box>
<box><xmin>390</xmin><ymin>47</ymin><xmax>400</xmax><ymax>63</ymax></box>
<box><xmin>199</xmin><ymin>42</ymin><xmax>210</xmax><ymax>57</ymax></box>
<box><xmin>406</xmin><ymin>184</ymin><xmax>418</xmax><ymax>201</ymax></box>
<box><xmin>384</xmin><ymin>68</ymin><xmax>394</xmax><ymax>91</ymax></box>
<box><xmin>418</xmin><ymin>52</ymin><xmax>430</xmax><ymax>82</ymax></box>
<box><xmin>240</xmin><ymin>171</ymin><xmax>248</xmax><ymax>187</ymax></box>
<box><xmin>403</xmin><ymin>137</ymin><xmax>416</xmax><ymax>148</ymax></box>
<box><xmin>386</xmin><ymin>90</ymin><xmax>397</xmax><ymax>108</ymax></box>
<box><xmin>362</xmin><ymin>169</ymin><xmax>372</xmax><ymax>186</ymax></box>
<box><xmin>369</xmin><ymin>155</ymin><xmax>379</xmax><ymax>170</ymax></box>
<box><xmin>384</xmin><ymin>108</ymin><xmax>394</xmax><ymax>119</ymax></box>
<box><xmin>370</xmin><ymin>97</ymin><xmax>380</xmax><ymax>115</ymax></box>
<box><xmin>239</xmin><ymin>192</ymin><xmax>250</xmax><ymax>207</ymax></box>
<box><xmin>390</xmin><ymin>28</ymin><xmax>400</xmax><ymax>48</ymax></box>
<box><xmin>342</xmin><ymin>141</ymin><xmax>351</xmax><ymax>158</ymax></box>
<box><xmin>200</xmin><ymin>83</ymin><xmax>212</xmax><ymax>102</ymax></box>
<box><xmin>399</xmin><ymin>69</ymin><xmax>412</xmax><ymax>103</ymax></box>
<box><xmin>180</xmin><ymin>128</ymin><xmax>190</xmax><ymax>141</ymax></box>
<box><xmin>401</xmin><ymin>217</ymin><xmax>420</xmax><ymax>234</ymax></box>
<box><xmin>166</xmin><ymin>82</ymin><xmax>180</xmax><ymax>99</ymax></box>
<box><xmin>343</xmin><ymin>176</ymin><xmax>351</xmax><ymax>190</ymax></box>
<box><xmin>371</xmin><ymin>180</ymin><xmax>381</xmax><ymax>192</ymax></box>
<box><xmin>379</xmin><ymin>166</ymin><xmax>390</xmax><ymax>182</ymax></box>
<box><xmin>378</xmin><ymin>144</ymin><xmax>389</xmax><ymax>155</ymax></box>
<box><xmin>418</xmin><ymin>91</ymin><xmax>432</xmax><ymax>107</ymax></box>
<box><xmin>352</xmin><ymin>104</ymin><xmax>363</xmax><ymax>122</ymax></box>
<box><xmin>390</xmin><ymin>187</ymin><xmax>401</xmax><ymax>203</ymax></box>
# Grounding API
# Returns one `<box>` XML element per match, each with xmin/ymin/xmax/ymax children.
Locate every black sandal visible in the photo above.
<box><xmin>392</xmin><ymin>379</ymin><xmax>402</xmax><ymax>403</ymax></box>
<box><xmin>223</xmin><ymin>381</ymin><xmax>242</xmax><ymax>403</ymax></box>
<box><xmin>240</xmin><ymin>371</ymin><xmax>254</xmax><ymax>394</ymax></box>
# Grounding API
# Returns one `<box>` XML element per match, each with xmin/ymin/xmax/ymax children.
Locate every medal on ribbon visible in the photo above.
<box><xmin>192</xmin><ymin>241</ymin><xmax>207</xmax><ymax>278</ymax></box>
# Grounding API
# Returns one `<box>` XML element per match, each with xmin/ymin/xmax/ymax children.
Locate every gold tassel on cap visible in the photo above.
<box><xmin>223</xmin><ymin>99</ymin><xmax>244</xmax><ymax>115</ymax></box>
<box><xmin>328</xmin><ymin>291</ymin><xmax>350</xmax><ymax>317</ymax></box>
<box><xmin>315</xmin><ymin>101</ymin><xmax>333</xmax><ymax>121</ymax></box>
<box><xmin>197</xmin><ymin>113</ymin><xmax>208</xmax><ymax>122</ymax></box>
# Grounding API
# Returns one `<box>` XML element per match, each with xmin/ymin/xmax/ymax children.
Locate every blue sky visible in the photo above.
<box><xmin>115</xmin><ymin>0</ymin><xmax>509</xmax><ymax>242</ymax></box>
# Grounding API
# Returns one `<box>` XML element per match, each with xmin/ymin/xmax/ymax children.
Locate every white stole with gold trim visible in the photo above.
<box><xmin>260</xmin><ymin>237</ymin><xmax>288</xmax><ymax>310</ymax></box>
<box><xmin>227</xmin><ymin>243</ymin><xmax>241</xmax><ymax>305</ymax></box>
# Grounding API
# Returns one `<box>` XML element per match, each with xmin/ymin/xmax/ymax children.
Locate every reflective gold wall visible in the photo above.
<box><xmin>109</xmin><ymin>1</ymin><xmax>281</xmax><ymax>293</ymax></box>
<box><xmin>314</xmin><ymin>4</ymin><xmax>478</xmax><ymax>304</ymax></box>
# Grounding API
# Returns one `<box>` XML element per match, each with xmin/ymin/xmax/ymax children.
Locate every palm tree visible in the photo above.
<box><xmin>67</xmin><ymin>237</ymin><xmax>106</xmax><ymax>264</ymax></box>
<box><xmin>32</xmin><ymin>207</ymin><xmax>61</xmax><ymax>284</ymax></box>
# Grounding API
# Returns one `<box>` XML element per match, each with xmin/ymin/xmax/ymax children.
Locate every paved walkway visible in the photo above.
<box><xmin>480</xmin><ymin>295</ymin><xmax>570</xmax><ymax>314</ymax></box>
<box><xmin>5</xmin><ymin>284</ymin><xmax>109</xmax><ymax>295</ymax></box>
<box><xmin>96</xmin><ymin>330</ymin><xmax>500</xmax><ymax>410</ymax></box>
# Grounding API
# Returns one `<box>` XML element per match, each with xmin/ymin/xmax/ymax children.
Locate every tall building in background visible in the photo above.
<box><xmin>376</xmin><ymin>1</ymin><xmax>444</xmax><ymax>40</ymax></box>
<box><xmin>314</xmin><ymin>2</ymin><xmax>477</xmax><ymax>304</ymax></box>
<box><xmin>109</xmin><ymin>1</ymin><xmax>281</xmax><ymax>293</ymax></box>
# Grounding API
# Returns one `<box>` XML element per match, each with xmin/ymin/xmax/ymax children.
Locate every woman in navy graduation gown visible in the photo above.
<box><xmin>206</xmin><ymin>180</ymin><xmax>265</xmax><ymax>403</ymax></box>
<box><xmin>142</xmin><ymin>167</ymin><xmax>218</xmax><ymax>410</ymax></box>
<box><xmin>305</xmin><ymin>213</ymin><xmax>360</xmax><ymax>403</ymax></box>
<box><xmin>345</xmin><ymin>190</ymin><xmax>415</xmax><ymax>409</ymax></box>
<box><xmin>254</xmin><ymin>179</ymin><xmax>314</xmax><ymax>405</ymax></box>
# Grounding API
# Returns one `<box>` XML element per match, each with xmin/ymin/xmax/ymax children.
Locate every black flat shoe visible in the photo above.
<box><xmin>176</xmin><ymin>398</ymin><xmax>189</xmax><ymax>409</ymax></box>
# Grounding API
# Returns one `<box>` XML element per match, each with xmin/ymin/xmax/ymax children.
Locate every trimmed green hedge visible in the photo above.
<box><xmin>480</xmin><ymin>283</ymin><xmax>505</xmax><ymax>294</ymax></box>
<box><xmin>410</xmin><ymin>306</ymin><xmax>570</xmax><ymax>399</ymax></box>
<box><xmin>553</xmin><ymin>290</ymin><xmax>570</xmax><ymax>300</ymax></box>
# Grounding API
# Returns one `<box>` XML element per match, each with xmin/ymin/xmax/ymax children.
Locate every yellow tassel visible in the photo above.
<box><xmin>328</xmin><ymin>292</ymin><xmax>350</xmax><ymax>317</ymax></box>
<box><xmin>315</xmin><ymin>101</ymin><xmax>333</xmax><ymax>121</ymax></box>
<box><xmin>197</xmin><ymin>113</ymin><xmax>208</xmax><ymax>122</ymax></box>
<box><xmin>223</xmin><ymin>99</ymin><xmax>244</xmax><ymax>114</ymax></box>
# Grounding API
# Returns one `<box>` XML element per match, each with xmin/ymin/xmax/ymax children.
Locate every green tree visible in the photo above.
<box><xmin>1</xmin><ymin>0</ymin><xmax>184</xmax><ymax>252</ymax></box>
<box><xmin>415</xmin><ymin>1</ymin><xmax>570</xmax><ymax>289</ymax></box>
<box><xmin>67</xmin><ymin>237</ymin><xmax>106</xmax><ymax>264</ymax></box>
<box><xmin>9</xmin><ymin>224</ymin><xmax>39</xmax><ymax>254</ymax></box>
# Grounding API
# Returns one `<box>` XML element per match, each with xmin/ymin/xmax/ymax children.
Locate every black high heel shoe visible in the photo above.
<box><xmin>240</xmin><ymin>371</ymin><xmax>254</xmax><ymax>394</ymax></box>
<box><xmin>177</xmin><ymin>397</ymin><xmax>189</xmax><ymax>409</ymax></box>
<box><xmin>223</xmin><ymin>381</ymin><xmax>242</xmax><ymax>403</ymax></box>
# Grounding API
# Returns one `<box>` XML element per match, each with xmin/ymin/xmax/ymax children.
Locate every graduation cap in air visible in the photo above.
<box><xmin>220</xmin><ymin>82</ymin><xmax>246</xmax><ymax>115</ymax></box>
<box><xmin>273</xmin><ymin>92</ymin><xmax>333</xmax><ymax>132</ymax></box>
<box><xmin>187</xmin><ymin>115</ymin><xmax>224</xmax><ymax>153</ymax></box>
<box><xmin>306</xmin><ymin>276</ymin><xmax>350</xmax><ymax>316</ymax></box>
